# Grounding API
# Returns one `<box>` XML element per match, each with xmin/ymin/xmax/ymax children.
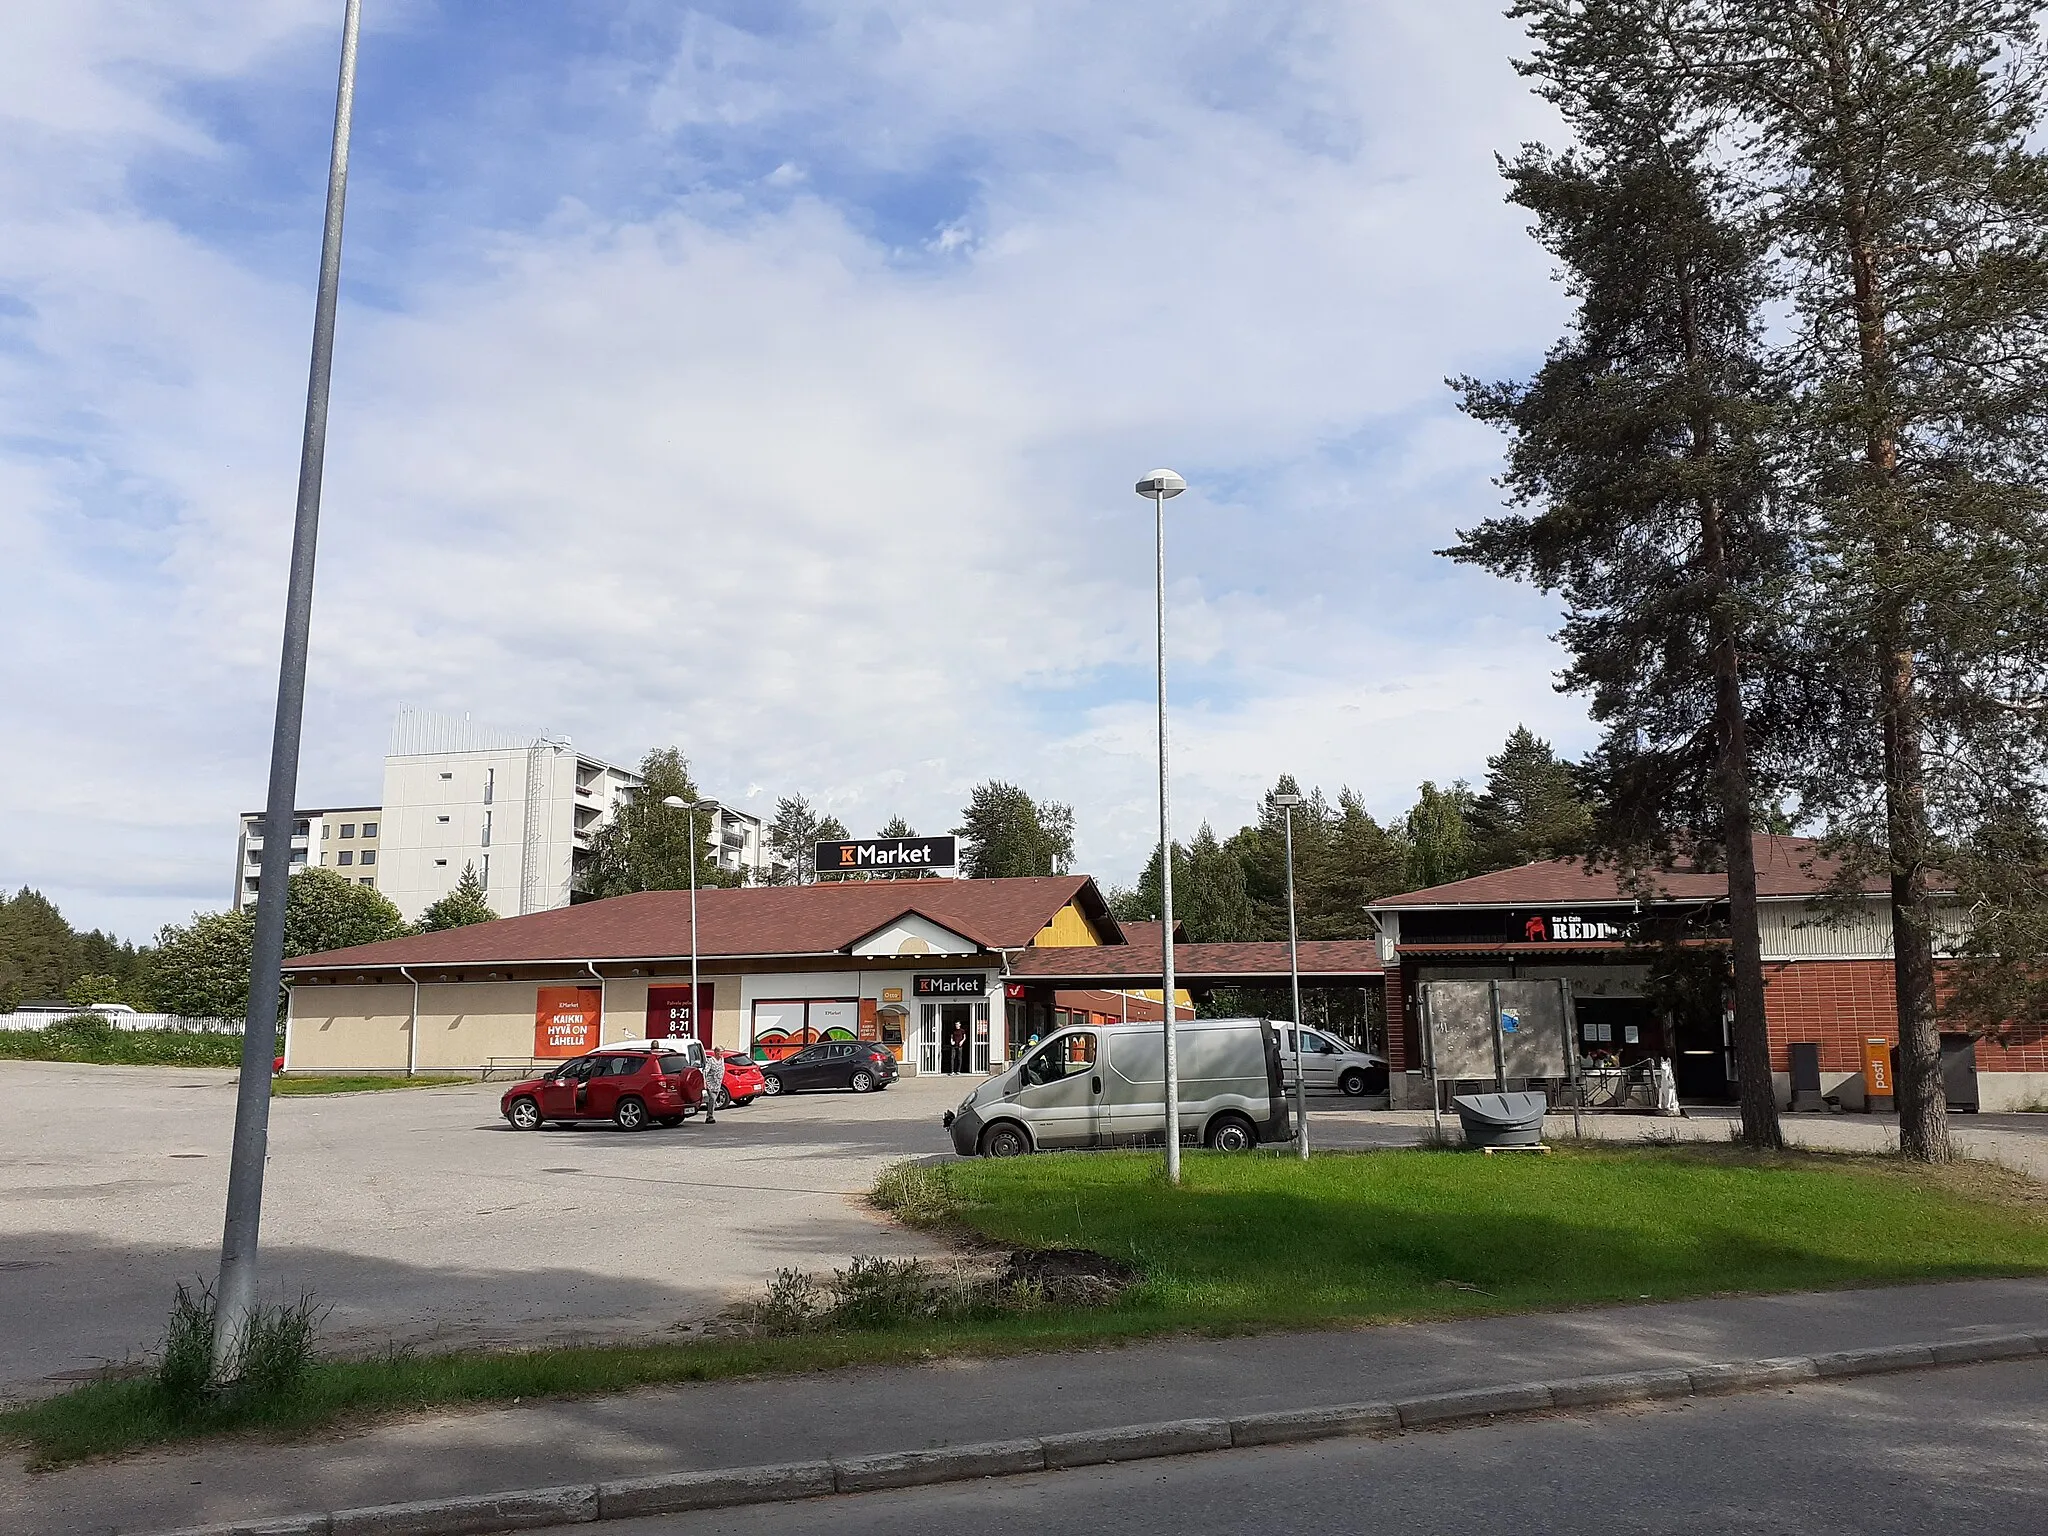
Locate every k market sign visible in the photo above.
<box><xmin>815</xmin><ymin>835</ymin><xmax>958</xmax><ymax>874</ymax></box>
<box><xmin>914</xmin><ymin>973</ymin><xmax>987</xmax><ymax>998</ymax></box>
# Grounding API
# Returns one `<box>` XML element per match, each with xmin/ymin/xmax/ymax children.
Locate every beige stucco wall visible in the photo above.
<box><xmin>286</xmin><ymin>983</ymin><xmax>414</xmax><ymax>1072</ymax></box>
<box><xmin>414</xmin><ymin>980</ymin><xmax>547</xmax><ymax>1070</ymax></box>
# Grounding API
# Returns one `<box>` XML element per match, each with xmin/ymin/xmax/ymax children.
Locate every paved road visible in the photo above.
<box><xmin>14</xmin><ymin>1276</ymin><xmax>2041</xmax><ymax>1535</ymax></box>
<box><xmin>0</xmin><ymin>1061</ymin><xmax>968</xmax><ymax>1401</ymax></box>
<box><xmin>610</xmin><ymin>1359</ymin><xmax>2048</xmax><ymax>1536</ymax></box>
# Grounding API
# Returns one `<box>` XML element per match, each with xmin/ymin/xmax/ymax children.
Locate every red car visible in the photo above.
<box><xmin>500</xmin><ymin>1048</ymin><xmax>704</xmax><ymax>1132</ymax></box>
<box><xmin>715</xmin><ymin>1050</ymin><xmax>765</xmax><ymax>1108</ymax></box>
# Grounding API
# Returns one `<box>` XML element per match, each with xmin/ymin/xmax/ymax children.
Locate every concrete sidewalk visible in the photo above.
<box><xmin>9</xmin><ymin>1277</ymin><xmax>2043</xmax><ymax>1536</ymax></box>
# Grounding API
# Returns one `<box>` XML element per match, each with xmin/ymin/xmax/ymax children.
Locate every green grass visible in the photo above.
<box><xmin>0</xmin><ymin>1023</ymin><xmax>243</xmax><ymax>1068</ymax></box>
<box><xmin>912</xmin><ymin>1144</ymin><xmax>2048</xmax><ymax>1326</ymax></box>
<box><xmin>272</xmin><ymin>1074</ymin><xmax>472</xmax><ymax>1096</ymax></box>
<box><xmin>9</xmin><ymin>1144</ymin><xmax>2047</xmax><ymax>1468</ymax></box>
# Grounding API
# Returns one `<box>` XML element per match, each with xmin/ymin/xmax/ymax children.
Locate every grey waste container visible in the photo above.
<box><xmin>1452</xmin><ymin>1091</ymin><xmax>1547</xmax><ymax>1149</ymax></box>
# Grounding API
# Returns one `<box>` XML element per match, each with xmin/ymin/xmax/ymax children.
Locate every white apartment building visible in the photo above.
<box><xmin>233</xmin><ymin>712</ymin><xmax>779</xmax><ymax>923</ymax></box>
<box><xmin>232</xmin><ymin>806</ymin><xmax>384</xmax><ymax>910</ymax></box>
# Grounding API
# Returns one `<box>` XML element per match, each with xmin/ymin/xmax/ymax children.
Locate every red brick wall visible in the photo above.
<box><xmin>1764</xmin><ymin>959</ymin><xmax>2048</xmax><ymax>1072</ymax></box>
<box><xmin>1386</xmin><ymin>965</ymin><xmax>1414</xmax><ymax>1072</ymax></box>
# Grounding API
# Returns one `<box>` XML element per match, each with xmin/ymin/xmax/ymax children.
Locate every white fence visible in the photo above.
<box><xmin>0</xmin><ymin>1010</ymin><xmax>241</xmax><ymax>1033</ymax></box>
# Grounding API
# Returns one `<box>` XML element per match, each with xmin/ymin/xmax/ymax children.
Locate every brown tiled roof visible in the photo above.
<box><xmin>1369</xmin><ymin>834</ymin><xmax>1918</xmax><ymax>908</ymax></box>
<box><xmin>1010</xmin><ymin>936</ymin><xmax>1382</xmax><ymax>982</ymax></box>
<box><xmin>286</xmin><ymin>876</ymin><xmax>1114</xmax><ymax>972</ymax></box>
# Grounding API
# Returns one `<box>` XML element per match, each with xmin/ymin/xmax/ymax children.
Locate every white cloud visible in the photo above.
<box><xmin>0</xmin><ymin>1</ymin><xmax>1588</xmax><ymax>937</ymax></box>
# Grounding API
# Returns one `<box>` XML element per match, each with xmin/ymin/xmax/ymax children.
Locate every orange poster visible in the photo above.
<box><xmin>536</xmin><ymin>986</ymin><xmax>602</xmax><ymax>1059</ymax></box>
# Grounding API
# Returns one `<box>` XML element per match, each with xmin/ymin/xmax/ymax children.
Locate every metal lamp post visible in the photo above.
<box><xmin>1273</xmin><ymin>792</ymin><xmax>1308</xmax><ymax>1160</ymax></box>
<box><xmin>663</xmin><ymin>796</ymin><xmax>720</xmax><ymax>1049</ymax></box>
<box><xmin>212</xmin><ymin>0</ymin><xmax>361</xmax><ymax>1380</ymax></box>
<box><xmin>1136</xmin><ymin>468</ymin><xmax>1186</xmax><ymax>1185</ymax></box>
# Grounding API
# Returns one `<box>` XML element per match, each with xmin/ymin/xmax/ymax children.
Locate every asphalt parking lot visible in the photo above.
<box><xmin>0</xmin><ymin>1061</ymin><xmax>969</xmax><ymax>1403</ymax></box>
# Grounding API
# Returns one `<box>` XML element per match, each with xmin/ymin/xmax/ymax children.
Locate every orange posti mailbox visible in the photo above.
<box><xmin>1862</xmin><ymin>1037</ymin><xmax>1894</xmax><ymax>1098</ymax></box>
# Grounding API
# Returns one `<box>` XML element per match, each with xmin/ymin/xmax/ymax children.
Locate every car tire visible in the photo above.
<box><xmin>850</xmin><ymin>1069</ymin><xmax>876</xmax><ymax>1093</ymax></box>
<box><xmin>980</xmin><ymin>1121</ymin><xmax>1031</xmax><ymax>1158</ymax></box>
<box><xmin>761</xmin><ymin>1074</ymin><xmax>784</xmax><ymax>1097</ymax></box>
<box><xmin>1340</xmin><ymin>1069</ymin><xmax>1369</xmax><ymax>1097</ymax></box>
<box><xmin>506</xmin><ymin>1096</ymin><xmax>542</xmax><ymax>1131</ymax></box>
<box><xmin>614</xmin><ymin>1096</ymin><xmax>650</xmax><ymax>1131</ymax></box>
<box><xmin>714</xmin><ymin>1086</ymin><xmax>732</xmax><ymax>1110</ymax></box>
<box><xmin>1205</xmin><ymin>1112</ymin><xmax>1257</xmax><ymax>1151</ymax></box>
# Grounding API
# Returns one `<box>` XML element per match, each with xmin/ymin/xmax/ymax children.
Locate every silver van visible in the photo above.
<box><xmin>1276</xmin><ymin>1023</ymin><xmax>1389</xmax><ymax>1098</ymax></box>
<box><xmin>944</xmin><ymin>1018</ymin><xmax>1293</xmax><ymax>1157</ymax></box>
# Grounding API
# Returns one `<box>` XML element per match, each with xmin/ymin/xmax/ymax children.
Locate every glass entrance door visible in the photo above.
<box><xmin>972</xmin><ymin>1001</ymin><xmax>991</xmax><ymax>1074</ymax></box>
<box><xmin>918</xmin><ymin>1004</ymin><xmax>940</xmax><ymax>1074</ymax></box>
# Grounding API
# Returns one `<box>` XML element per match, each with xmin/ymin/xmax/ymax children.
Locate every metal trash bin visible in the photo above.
<box><xmin>1452</xmin><ymin>1091</ymin><xmax>1548</xmax><ymax>1149</ymax></box>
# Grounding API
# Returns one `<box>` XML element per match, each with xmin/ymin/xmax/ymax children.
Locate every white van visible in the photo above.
<box><xmin>943</xmin><ymin>1018</ymin><xmax>1293</xmax><ymax>1157</ymax></box>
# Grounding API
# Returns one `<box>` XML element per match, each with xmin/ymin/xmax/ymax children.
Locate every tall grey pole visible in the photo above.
<box><xmin>213</xmin><ymin>0</ymin><xmax>361</xmax><ymax>1378</ymax></box>
<box><xmin>688</xmin><ymin>807</ymin><xmax>700</xmax><ymax>1048</ymax></box>
<box><xmin>1285</xmin><ymin>802</ymin><xmax>1307</xmax><ymax>1160</ymax></box>
<box><xmin>1152</xmin><ymin>487</ymin><xmax>1181</xmax><ymax>1185</ymax></box>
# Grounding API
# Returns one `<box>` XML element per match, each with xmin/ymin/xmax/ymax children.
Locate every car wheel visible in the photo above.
<box><xmin>614</xmin><ymin>1096</ymin><xmax>650</xmax><ymax>1131</ymax></box>
<box><xmin>506</xmin><ymin>1096</ymin><xmax>542</xmax><ymax>1131</ymax></box>
<box><xmin>850</xmin><ymin>1069</ymin><xmax>876</xmax><ymax>1093</ymax></box>
<box><xmin>980</xmin><ymin>1121</ymin><xmax>1031</xmax><ymax>1158</ymax></box>
<box><xmin>1205</xmin><ymin>1112</ymin><xmax>1257</xmax><ymax>1151</ymax></box>
<box><xmin>761</xmin><ymin>1074</ymin><xmax>784</xmax><ymax>1096</ymax></box>
<box><xmin>714</xmin><ymin>1086</ymin><xmax>732</xmax><ymax>1109</ymax></box>
<box><xmin>1340</xmin><ymin>1069</ymin><xmax>1369</xmax><ymax>1097</ymax></box>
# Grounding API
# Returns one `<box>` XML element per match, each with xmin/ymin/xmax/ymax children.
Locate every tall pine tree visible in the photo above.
<box><xmin>1467</xmin><ymin>726</ymin><xmax>1594</xmax><ymax>871</ymax></box>
<box><xmin>1454</xmin><ymin>0</ymin><xmax>1793</xmax><ymax>1146</ymax></box>
<box><xmin>1708</xmin><ymin>2</ymin><xmax>2048</xmax><ymax>1161</ymax></box>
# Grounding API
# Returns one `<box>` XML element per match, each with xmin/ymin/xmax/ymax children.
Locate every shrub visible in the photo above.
<box><xmin>869</xmin><ymin>1161</ymin><xmax>957</xmax><ymax>1227</ymax></box>
<box><xmin>45</xmin><ymin>1013</ymin><xmax>118</xmax><ymax>1053</ymax></box>
<box><xmin>149</xmin><ymin>1280</ymin><xmax>325</xmax><ymax>1416</ymax></box>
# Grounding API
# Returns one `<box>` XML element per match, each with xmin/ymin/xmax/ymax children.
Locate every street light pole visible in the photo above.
<box><xmin>1136</xmin><ymin>469</ymin><xmax>1186</xmax><ymax>1185</ymax></box>
<box><xmin>212</xmin><ymin>0</ymin><xmax>361</xmax><ymax>1381</ymax></box>
<box><xmin>1275</xmin><ymin>792</ymin><xmax>1308</xmax><ymax>1160</ymax></box>
<box><xmin>664</xmin><ymin>796</ymin><xmax>719</xmax><ymax>1049</ymax></box>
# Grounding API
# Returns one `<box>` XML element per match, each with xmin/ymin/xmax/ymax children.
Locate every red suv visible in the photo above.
<box><xmin>501</xmin><ymin>1049</ymin><xmax>704</xmax><ymax>1132</ymax></box>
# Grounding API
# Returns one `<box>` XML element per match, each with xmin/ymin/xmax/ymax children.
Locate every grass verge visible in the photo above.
<box><xmin>0</xmin><ymin>1022</ymin><xmax>242</xmax><ymax>1068</ymax></box>
<box><xmin>272</xmin><ymin>1074</ymin><xmax>472</xmax><ymax>1096</ymax></box>
<box><xmin>8</xmin><ymin>1144</ymin><xmax>2047</xmax><ymax>1469</ymax></box>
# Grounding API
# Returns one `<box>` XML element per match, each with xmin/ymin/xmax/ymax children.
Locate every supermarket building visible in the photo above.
<box><xmin>280</xmin><ymin>876</ymin><xmax>1385</xmax><ymax>1077</ymax></box>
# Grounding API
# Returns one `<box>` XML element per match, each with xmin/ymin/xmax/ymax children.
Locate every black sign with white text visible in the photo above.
<box><xmin>914</xmin><ymin>973</ymin><xmax>987</xmax><ymax>998</ymax></box>
<box><xmin>815</xmin><ymin>835</ymin><xmax>958</xmax><ymax>874</ymax></box>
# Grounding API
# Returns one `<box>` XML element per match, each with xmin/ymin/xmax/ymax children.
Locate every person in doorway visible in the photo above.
<box><xmin>947</xmin><ymin>1018</ymin><xmax>969</xmax><ymax>1075</ymax></box>
<box><xmin>701</xmin><ymin>1044</ymin><xmax>725</xmax><ymax>1125</ymax></box>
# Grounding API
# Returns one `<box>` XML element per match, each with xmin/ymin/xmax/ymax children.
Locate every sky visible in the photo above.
<box><xmin>0</xmin><ymin>1</ymin><xmax>1592</xmax><ymax>942</ymax></box>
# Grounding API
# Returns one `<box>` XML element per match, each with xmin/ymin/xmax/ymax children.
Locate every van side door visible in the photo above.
<box><xmin>1007</xmin><ymin>1031</ymin><xmax>1104</xmax><ymax>1148</ymax></box>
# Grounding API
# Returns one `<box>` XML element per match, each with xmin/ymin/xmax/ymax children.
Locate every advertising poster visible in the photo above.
<box><xmin>535</xmin><ymin>986</ymin><xmax>602</xmax><ymax>1058</ymax></box>
<box><xmin>646</xmin><ymin>984</ymin><xmax>712</xmax><ymax>1045</ymax></box>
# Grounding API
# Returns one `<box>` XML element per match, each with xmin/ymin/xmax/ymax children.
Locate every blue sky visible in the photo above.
<box><xmin>1</xmin><ymin>2</ymin><xmax>1590</xmax><ymax>939</ymax></box>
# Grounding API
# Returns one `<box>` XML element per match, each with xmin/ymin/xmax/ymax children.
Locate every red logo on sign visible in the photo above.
<box><xmin>1524</xmin><ymin>917</ymin><xmax>1547</xmax><ymax>941</ymax></box>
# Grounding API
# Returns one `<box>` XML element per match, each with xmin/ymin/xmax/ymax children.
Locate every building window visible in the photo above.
<box><xmin>248</xmin><ymin>850</ymin><xmax>261</xmax><ymax>865</ymax></box>
<box><xmin>434</xmin><ymin>858</ymin><xmax>448</xmax><ymax>867</ymax></box>
<box><xmin>480</xmin><ymin>854</ymin><xmax>489</xmax><ymax>884</ymax></box>
<box><xmin>338</xmin><ymin>850</ymin><xmax>354</xmax><ymax>866</ymax></box>
<box><xmin>294</xmin><ymin>820</ymin><xmax>310</xmax><ymax>837</ymax></box>
<box><xmin>290</xmin><ymin>849</ymin><xmax>307</xmax><ymax>865</ymax></box>
<box><xmin>245</xmin><ymin>877</ymin><xmax>259</xmax><ymax>891</ymax></box>
<box><xmin>359</xmin><ymin>877</ymin><xmax>375</xmax><ymax>887</ymax></box>
<box><xmin>322</xmin><ymin>824</ymin><xmax>331</xmax><ymax>839</ymax></box>
<box><xmin>320</xmin><ymin>853</ymin><xmax>329</xmax><ymax>865</ymax></box>
<box><xmin>437</xmin><ymin>814</ymin><xmax>451</xmax><ymax>824</ymax></box>
<box><xmin>440</xmin><ymin>772</ymin><xmax>453</xmax><ymax>780</ymax></box>
<box><xmin>481</xmin><ymin>810</ymin><xmax>492</xmax><ymax>848</ymax></box>
<box><xmin>340</xmin><ymin>824</ymin><xmax>355</xmax><ymax>838</ymax></box>
<box><xmin>360</xmin><ymin>850</ymin><xmax>376</xmax><ymax>866</ymax></box>
<box><xmin>484</xmin><ymin>768</ymin><xmax>494</xmax><ymax>806</ymax></box>
<box><xmin>363</xmin><ymin>821</ymin><xmax>378</xmax><ymax>837</ymax></box>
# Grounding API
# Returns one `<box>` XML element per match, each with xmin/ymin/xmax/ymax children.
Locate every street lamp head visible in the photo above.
<box><xmin>661</xmin><ymin>795</ymin><xmax>688</xmax><ymax>810</ymax></box>
<box><xmin>1272</xmin><ymin>793</ymin><xmax>1304</xmax><ymax>808</ymax></box>
<box><xmin>1135</xmin><ymin>468</ymin><xmax>1186</xmax><ymax>500</ymax></box>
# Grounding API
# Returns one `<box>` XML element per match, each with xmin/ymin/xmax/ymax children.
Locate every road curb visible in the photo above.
<box><xmin>151</xmin><ymin>1332</ymin><xmax>2043</xmax><ymax>1536</ymax></box>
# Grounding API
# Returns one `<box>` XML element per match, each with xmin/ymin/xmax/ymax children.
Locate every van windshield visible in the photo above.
<box><xmin>1020</xmin><ymin>1032</ymin><xmax>1096</xmax><ymax>1088</ymax></box>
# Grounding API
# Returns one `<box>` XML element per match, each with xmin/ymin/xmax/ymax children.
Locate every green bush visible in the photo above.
<box><xmin>0</xmin><ymin>1024</ymin><xmax>243</xmax><ymax>1067</ymax></box>
<box><xmin>150</xmin><ymin>1280</ymin><xmax>325</xmax><ymax>1415</ymax></box>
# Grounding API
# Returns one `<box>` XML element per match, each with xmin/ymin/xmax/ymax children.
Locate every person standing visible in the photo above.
<box><xmin>701</xmin><ymin>1043</ymin><xmax>725</xmax><ymax>1125</ymax></box>
<box><xmin>947</xmin><ymin>1017</ymin><xmax>968</xmax><ymax>1075</ymax></box>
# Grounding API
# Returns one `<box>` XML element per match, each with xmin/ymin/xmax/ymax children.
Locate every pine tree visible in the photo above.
<box><xmin>1467</xmin><ymin>726</ymin><xmax>1594</xmax><ymax>872</ymax></box>
<box><xmin>1129</xmin><ymin>825</ymin><xmax>1253</xmax><ymax>942</ymax></box>
<box><xmin>1707</xmin><ymin>1</ymin><xmax>2048</xmax><ymax>1161</ymax></box>
<box><xmin>759</xmin><ymin>794</ymin><xmax>849</xmax><ymax>884</ymax></box>
<box><xmin>1453</xmin><ymin>0</ymin><xmax>1793</xmax><ymax>1149</ymax></box>
<box><xmin>952</xmin><ymin>783</ymin><xmax>1076</xmax><ymax>878</ymax></box>
<box><xmin>416</xmin><ymin>863</ymin><xmax>499</xmax><ymax>932</ymax></box>
<box><xmin>877</xmin><ymin>816</ymin><xmax>916</xmax><ymax>838</ymax></box>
